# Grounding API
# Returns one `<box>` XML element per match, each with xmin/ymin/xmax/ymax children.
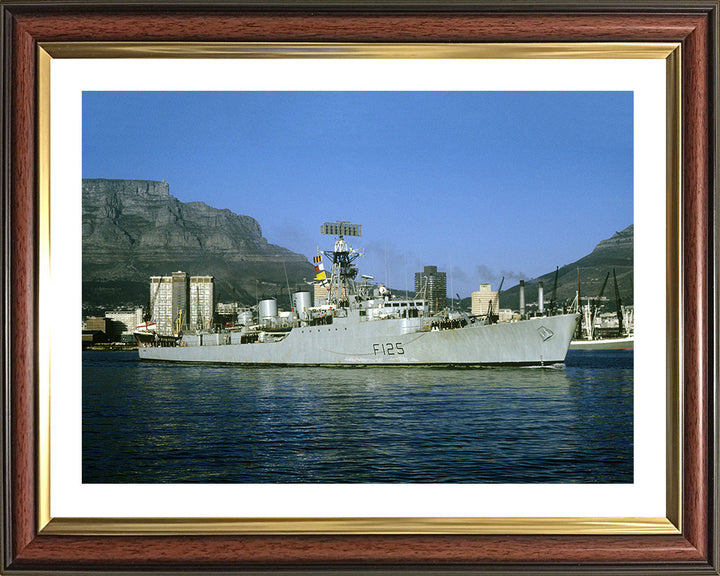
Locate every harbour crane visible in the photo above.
<box><xmin>549</xmin><ymin>266</ymin><xmax>559</xmax><ymax>315</ymax></box>
<box><xmin>613</xmin><ymin>268</ymin><xmax>624</xmax><ymax>336</ymax></box>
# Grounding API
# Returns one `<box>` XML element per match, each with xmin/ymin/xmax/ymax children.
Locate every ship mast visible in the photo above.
<box><xmin>320</xmin><ymin>221</ymin><xmax>363</xmax><ymax>309</ymax></box>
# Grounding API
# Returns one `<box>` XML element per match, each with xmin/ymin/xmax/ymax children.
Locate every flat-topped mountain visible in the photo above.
<box><xmin>82</xmin><ymin>179</ymin><xmax>314</xmax><ymax>310</ymax></box>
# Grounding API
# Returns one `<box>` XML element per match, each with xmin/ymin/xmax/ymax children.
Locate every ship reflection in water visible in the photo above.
<box><xmin>82</xmin><ymin>349</ymin><xmax>632</xmax><ymax>483</ymax></box>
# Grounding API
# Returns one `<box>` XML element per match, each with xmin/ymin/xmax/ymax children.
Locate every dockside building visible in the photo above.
<box><xmin>471</xmin><ymin>284</ymin><xmax>500</xmax><ymax>316</ymax></box>
<box><xmin>414</xmin><ymin>265</ymin><xmax>447</xmax><ymax>313</ymax></box>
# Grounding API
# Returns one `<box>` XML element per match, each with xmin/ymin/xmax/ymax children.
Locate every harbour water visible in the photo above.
<box><xmin>82</xmin><ymin>350</ymin><xmax>633</xmax><ymax>483</ymax></box>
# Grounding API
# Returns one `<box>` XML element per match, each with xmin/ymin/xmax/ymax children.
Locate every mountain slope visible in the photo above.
<box><xmin>497</xmin><ymin>225</ymin><xmax>633</xmax><ymax>312</ymax></box>
<box><xmin>82</xmin><ymin>179</ymin><xmax>314</xmax><ymax>309</ymax></box>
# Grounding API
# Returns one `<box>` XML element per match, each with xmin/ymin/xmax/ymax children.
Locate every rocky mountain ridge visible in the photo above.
<box><xmin>498</xmin><ymin>225</ymin><xmax>633</xmax><ymax>312</ymax></box>
<box><xmin>82</xmin><ymin>179</ymin><xmax>313</xmax><ymax>310</ymax></box>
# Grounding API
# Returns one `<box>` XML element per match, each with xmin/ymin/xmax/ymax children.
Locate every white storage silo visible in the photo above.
<box><xmin>259</xmin><ymin>299</ymin><xmax>278</xmax><ymax>321</ymax></box>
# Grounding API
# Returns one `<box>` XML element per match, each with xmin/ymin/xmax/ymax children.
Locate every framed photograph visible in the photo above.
<box><xmin>2</xmin><ymin>1</ymin><xmax>717</xmax><ymax>574</ymax></box>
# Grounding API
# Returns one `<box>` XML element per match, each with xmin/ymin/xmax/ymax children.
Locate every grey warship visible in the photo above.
<box><xmin>138</xmin><ymin>222</ymin><xmax>579</xmax><ymax>366</ymax></box>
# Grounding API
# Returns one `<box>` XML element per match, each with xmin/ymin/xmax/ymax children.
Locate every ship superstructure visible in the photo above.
<box><xmin>138</xmin><ymin>222</ymin><xmax>579</xmax><ymax>366</ymax></box>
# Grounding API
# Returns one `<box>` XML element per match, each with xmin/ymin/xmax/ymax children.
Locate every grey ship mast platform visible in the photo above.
<box><xmin>320</xmin><ymin>221</ymin><xmax>363</xmax><ymax>309</ymax></box>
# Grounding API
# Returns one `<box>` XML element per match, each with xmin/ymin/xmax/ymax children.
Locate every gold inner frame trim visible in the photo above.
<box><xmin>36</xmin><ymin>41</ymin><xmax>682</xmax><ymax>537</ymax></box>
<box><xmin>40</xmin><ymin>41</ymin><xmax>679</xmax><ymax>59</ymax></box>
<box><xmin>37</xmin><ymin>46</ymin><xmax>52</xmax><ymax>535</ymax></box>
<box><xmin>43</xmin><ymin>516</ymin><xmax>678</xmax><ymax>536</ymax></box>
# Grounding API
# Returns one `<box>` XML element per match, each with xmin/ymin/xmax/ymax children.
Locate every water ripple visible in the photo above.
<box><xmin>83</xmin><ymin>350</ymin><xmax>633</xmax><ymax>483</ymax></box>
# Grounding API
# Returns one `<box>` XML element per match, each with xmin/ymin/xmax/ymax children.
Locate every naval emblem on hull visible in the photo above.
<box><xmin>537</xmin><ymin>326</ymin><xmax>554</xmax><ymax>341</ymax></box>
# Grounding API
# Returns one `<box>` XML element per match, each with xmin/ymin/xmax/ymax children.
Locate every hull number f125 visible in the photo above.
<box><xmin>373</xmin><ymin>343</ymin><xmax>405</xmax><ymax>356</ymax></box>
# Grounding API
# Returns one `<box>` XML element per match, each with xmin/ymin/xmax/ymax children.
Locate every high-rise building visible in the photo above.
<box><xmin>471</xmin><ymin>284</ymin><xmax>499</xmax><ymax>316</ymax></box>
<box><xmin>414</xmin><ymin>265</ymin><xmax>447</xmax><ymax>313</ymax></box>
<box><xmin>190</xmin><ymin>276</ymin><xmax>214</xmax><ymax>331</ymax></box>
<box><xmin>150</xmin><ymin>272</ymin><xmax>214</xmax><ymax>335</ymax></box>
<box><xmin>150</xmin><ymin>276</ymin><xmax>174</xmax><ymax>335</ymax></box>
<box><xmin>171</xmin><ymin>271</ymin><xmax>189</xmax><ymax>331</ymax></box>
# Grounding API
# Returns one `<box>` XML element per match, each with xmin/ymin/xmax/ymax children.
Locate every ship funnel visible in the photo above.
<box><xmin>538</xmin><ymin>281</ymin><xmax>544</xmax><ymax>314</ymax></box>
<box><xmin>519</xmin><ymin>280</ymin><xmax>525</xmax><ymax>316</ymax></box>
<box><xmin>292</xmin><ymin>291</ymin><xmax>313</xmax><ymax>320</ymax></box>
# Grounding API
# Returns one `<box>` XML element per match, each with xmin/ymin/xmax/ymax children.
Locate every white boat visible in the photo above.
<box><xmin>133</xmin><ymin>320</ymin><xmax>157</xmax><ymax>345</ymax></box>
<box><xmin>569</xmin><ymin>336</ymin><xmax>634</xmax><ymax>350</ymax></box>
<box><xmin>571</xmin><ymin>283</ymin><xmax>633</xmax><ymax>350</ymax></box>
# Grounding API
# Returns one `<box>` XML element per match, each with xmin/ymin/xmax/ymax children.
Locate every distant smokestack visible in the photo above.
<box><xmin>519</xmin><ymin>280</ymin><xmax>525</xmax><ymax>316</ymax></box>
<box><xmin>538</xmin><ymin>281</ymin><xmax>544</xmax><ymax>314</ymax></box>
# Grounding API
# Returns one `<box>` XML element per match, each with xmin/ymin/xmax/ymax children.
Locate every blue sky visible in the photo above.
<box><xmin>83</xmin><ymin>91</ymin><xmax>633</xmax><ymax>297</ymax></box>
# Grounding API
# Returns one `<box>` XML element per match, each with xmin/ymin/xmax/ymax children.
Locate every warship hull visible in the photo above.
<box><xmin>139</xmin><ymin>313</ymin><xmax>579</xmax><ymax>366</ymax></box>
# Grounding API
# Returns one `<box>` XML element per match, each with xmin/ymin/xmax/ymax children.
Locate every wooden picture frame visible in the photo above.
<box><xmin>2</xmin><ymin>1</ymin><xmax>717</xmax><ymax>573</ymax></box>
